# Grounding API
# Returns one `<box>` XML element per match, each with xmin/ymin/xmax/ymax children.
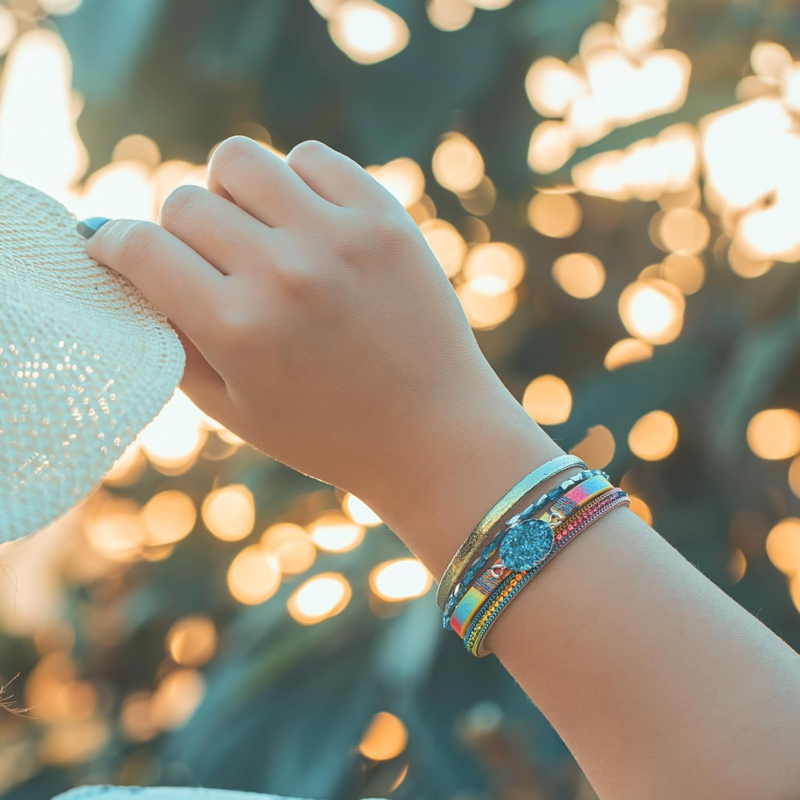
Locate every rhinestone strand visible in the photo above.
<box><xmin>461</xmin><ymin>491</ymin><xmax>627</xmax><ymax>650</ymax></box>
<box><xmin>465</xmin><ymin>491</ymin><xmax>630</xmax><ymax>656</ymax></box>
<box><xmin>442</xmin><ymin>468</ymin><xmax>609</xmax><ymax>628</ymax></box>
<box><xmin>463</xmin><ymin>491</ymin><xmax>627</xmax><ymax>655</ymax></box>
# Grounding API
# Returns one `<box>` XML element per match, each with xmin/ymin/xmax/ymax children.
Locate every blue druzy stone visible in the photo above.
<box><xmin>499</xmin><ymin>518</ymin><xmax>554</xmax><ymax>571</ymax></box>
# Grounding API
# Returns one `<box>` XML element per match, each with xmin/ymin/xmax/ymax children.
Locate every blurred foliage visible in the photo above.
<box><xmin>1</xmin><ymin>1</ymin><xmax>800</xmax><ymax>799</ymax></box>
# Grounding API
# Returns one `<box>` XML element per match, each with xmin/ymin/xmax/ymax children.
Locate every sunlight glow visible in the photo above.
<box><xmin>329</xmin><ymin>1</ymin><xmax>410</xmax><ymax>65</ymax></box>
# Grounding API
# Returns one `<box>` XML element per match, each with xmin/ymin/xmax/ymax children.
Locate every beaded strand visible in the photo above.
<box><xmin>442</xmin><ymin>468</ymin><xmax>609</xmax><ymax>628</ymax></box>
<box><xmin>464</xmin><ymin>489</ymin><xmax>630</xmax><ymax>656</ymax></box>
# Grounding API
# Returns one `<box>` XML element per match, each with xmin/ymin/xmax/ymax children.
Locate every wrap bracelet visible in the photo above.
<box><xmin>449</xmin><ymin>473</ymin><xmax>614</xmax><ymax>637</ymax></box>
<box><xmin>442</xmin><ymin>468</ymin><xmax>609</xmax><ymax>627</ymax></box>
<box><xmin>464</xmin><ymin>488</ymin><xmax>630</xmax><ymax>657</ymax></box>
<box><xmin>436</xmin><ymin>454</ymin><xmax>586</xmax><ymax>610</ymax></box>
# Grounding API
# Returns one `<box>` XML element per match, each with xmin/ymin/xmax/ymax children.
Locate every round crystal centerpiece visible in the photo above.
<box><xmin>499</xmin><ymin>518</ymin><xmax>554</xmax><ymax>571</ymax></box>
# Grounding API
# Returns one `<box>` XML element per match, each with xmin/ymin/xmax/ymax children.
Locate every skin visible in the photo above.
<box><xmin>85</xmin><ymin>137</ymin><xmax>800</xmax><ymax>800</ymax></box>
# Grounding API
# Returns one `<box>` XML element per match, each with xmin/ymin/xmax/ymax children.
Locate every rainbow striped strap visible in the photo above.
<box><xmin>464</xmin><ymin>488</ymin><xmax>630</xmax><ymax>657</ymax></box>
<box><xmin>450</xmin><ymin>474</ymin><xmax>613</xmax><ymax>638</ymax></box>
<box><xmin>436</xmin><ymin>455</ymin><xmax>586</xmax><ymax>609</ymax></box>
<box><xmin>442</xmin><ymin>468</ymin><xmax>609</xmax><ymax>627</ymax></box>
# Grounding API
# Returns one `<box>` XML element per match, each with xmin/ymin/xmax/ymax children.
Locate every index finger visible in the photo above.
<box><xmin>83</xmin><ymin>218</ymin><xmax>229</xmax><ymax>346</ymax></box>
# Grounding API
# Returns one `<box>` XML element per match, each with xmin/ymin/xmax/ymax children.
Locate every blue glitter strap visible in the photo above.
<box><xmin>442</xmin><ymin>468</ymin><xmax>608</xmax><ymax>628</ymax></box>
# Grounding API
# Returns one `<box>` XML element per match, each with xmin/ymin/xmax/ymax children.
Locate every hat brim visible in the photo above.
<box><xmin>0</xmin><ymin>175</ymin><xmax>185</xmax><ymax>542</ymax></box>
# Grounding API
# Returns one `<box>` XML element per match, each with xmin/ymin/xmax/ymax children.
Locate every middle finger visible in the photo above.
<box><xmin>159</xmin><ymin>184</ymin><xmax>273</xmax><ymax>274</ymax></box>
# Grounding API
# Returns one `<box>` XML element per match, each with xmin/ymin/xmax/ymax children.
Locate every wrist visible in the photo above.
<box><xmin>367</xmin><ymin>385</ymin><xmax>566</xmax><ymax>579</ymax></box>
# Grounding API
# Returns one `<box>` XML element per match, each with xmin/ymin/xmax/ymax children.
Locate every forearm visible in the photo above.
<box><xmin>375</xmin><ymin>396</ymin><xmax>800</xmax><ymax>800</ymax></box>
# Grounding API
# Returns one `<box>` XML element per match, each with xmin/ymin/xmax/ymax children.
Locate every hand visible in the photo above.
<box><xmin>84</xmin><ymin>137</ymin><xmax>554</xmax><ymax>556</ymax></box>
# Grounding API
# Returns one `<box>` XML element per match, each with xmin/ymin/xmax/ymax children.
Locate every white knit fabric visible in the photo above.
<box><xmin>0</xmin><ymin>175</ymin><xmax>185</xmax><ymax>542</ymax></box>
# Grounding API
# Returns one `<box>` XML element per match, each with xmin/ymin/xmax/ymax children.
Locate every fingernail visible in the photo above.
<box><xmin>77</xmin><ymin>217</ymin><xmax>112</xmax><ymax>239</ymax></box>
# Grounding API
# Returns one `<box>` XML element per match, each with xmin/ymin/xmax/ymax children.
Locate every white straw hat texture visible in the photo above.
<box><xmin>0</xmin><ymin>175</ymin><xmax>185</xmax><ymax>543</ymax></box>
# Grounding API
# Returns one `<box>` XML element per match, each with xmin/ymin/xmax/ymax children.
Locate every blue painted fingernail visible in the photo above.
<box><xmin>77</xmin><ymin>217</ymin><xmax>112</xmax><ymax>239</ymax></box>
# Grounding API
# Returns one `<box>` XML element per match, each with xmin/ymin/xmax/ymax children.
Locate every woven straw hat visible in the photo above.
<box><xmin>0</xmin><ymin>175</ymin><xmax>185</xmax><ymax>543</ymax></box>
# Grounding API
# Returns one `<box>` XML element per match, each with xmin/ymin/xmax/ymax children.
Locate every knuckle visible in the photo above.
<box><xmin>331</xmin><ymin>209</ymin><xmax>414</xmax><ymax>268</ymax></box>
<box><xmin>286</xmin><ymin>139</ymin><xmax>330</xmax><ymax>168</ymax></box>
<box><xmin>370</xmin><ymin>209</ymin><xmax>411</xmax><ymax>248</ymax></box>
<box><xmin>209</xmin><ymin>135</ymin><xmax>259</xmax><ymax>176</ymax></box>
<box><xmin>273</xmin><ymin>259</ymin><xmax>318</xmax><ymax>298</ymax></box>
<box><xmin>214</xmin><ymin>301</ymin><xmax>253</xmax><ymax>344</ymax></box>
<box><xmin>160</xmin><ymin>185</ymin><xmax>205</xmax><ymax>230</ymax></box>
<box><xmin>117</xmin><ymin>221</ymin><xmax>160</xmax><ymax>265</ymax></box>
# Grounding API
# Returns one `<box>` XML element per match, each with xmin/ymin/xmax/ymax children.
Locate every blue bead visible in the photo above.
<box><xmin>499</xmin><ymin>518</ymin><xmax>554</xmax><ymax>571</ymax></box>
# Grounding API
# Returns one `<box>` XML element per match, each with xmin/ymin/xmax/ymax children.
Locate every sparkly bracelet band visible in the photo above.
<box><xmin>449</xmin><ymin>474</ymin><xmax>614</xmax><ymax>638</ymax></box>
<box><xmin>436</xmin><ymin>455</ymin><xmax>586</xmax><ymax>609</ymax></box>
<box><xmin>465</xmin><ymin>489</ymin><xmax>629</xmax><ymax>657</ymax></box>
<box><xmin>442</xmin><ymin>468</ymin><xmax>609</xmax><ymax>627</ymax></box>
<box><xmin>464</xmin><ymin>489</ymin><xmax>630</xmax><ymax>657</ymax></box>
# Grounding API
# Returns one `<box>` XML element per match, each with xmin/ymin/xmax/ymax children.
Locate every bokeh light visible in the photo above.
<box><xmin>166</xmin><ymin>617</ymin><xmax>218</xmax><ymax>667</ymax></box>
<box><xmin>120</xmin><ymin>691</ymin><xmax>158</xmax><ymax>743</ymax></box>
<box><xmin>766</xmin><ymin>518</ymin><xmax>800</xmax><ymax>576</ymax></box>
<box><xmin>370</xmin><ymin>559</ymin><xmax>432</xmax><ymax>601</ymax></box>
<box><xmin>523</xmin><ymin>375</ymin><xmax>572</xmax><ymax>425</ymax></box>
<box><xmin>469</xmin><ymin>0</ymin><xmax>514</xmax><ymax>9</ymax></box>
<box><xmin>142</xmin><ymin>490</ymin><xmax>197</xmax><ymax>546</ymax></box>
<box><xmin>727</xmin><ymin>238</ymin><xmax>774</xmax><ymax>279</ymax></box>
<box><xmin>342</xmin><ymin>494</ymin><xmax>383</xmax><ymax>526</ymax></box>
<box><xmin>527</xmin><ymin>192</ymin><xmax>582</xmax><ymax>238</ymax></box>
<box><xmin>618</xmin><ymin>279</ymin><xmax>685</xmax><ymax>344</ymax></box>
<box><xmin>202</xmin><ymin>485</ymin><xmax>256</xmax><ymax>542</ymax></box>
<box><xmin>150</xmin><ymin>668</ymin><xmax>206</xmax><ymax>730</ymax></box>
<box><xmin>112</xmin><ymin>133</ymin><xmax>161</xmax><ymax>168</ymax></box>
<box><xmin>604</xmin><ymin>338</ymin><xmax>654</xmax><ymax>371</ymax></box>
<box><xmin>308</xmin><ymin>512</ymin><xmax>366</xmax><ymax>552</ymax></box>
<box><xmin>261</xmin><ymin>523</ymin><xmax>317</xmax><ymax>575</ymax></box>
<box><xmin>750</xmin><ymin>42</ymin><xmax>792</xmax><ymax>82</ymax></box>
<box><xmin>528</xmin><ymin>121</ymin><xmax>574</xmax><ymax>174</ymax></box>
<box><xmin>525</xmin><ymin>57</ymin><xmax>586</xmax><ymax>117</ymax></box>
<box><xmin>427</xmin><ymin>0</ymin><xmax>475</xmax><ymax>31</ymax></box>
<box><xmin>368</xmin><ymin>157</ymin><xmax>425</xmax><ymax>207</ymax></box>
<box><xmin>747</xmin><ymin>409</ymin><xmax>800</xmax><ymax>460</ymax></box>
<box><xmin>552</xmin><ymin>252</ymin><xmax>605</xmax><ymax>298</ymax></box>
<box><xmin>628</xmin><ymin>411</ymin><xmax>679</xmax><ymax>461</ymax></box>
<box><xmin>0</xmin><ymin>7</ymin><xmax>17</xmax><ymax>56</ymax></box>
<box><xmin>463</xmin><ymin>242</ymin><xmax>525</xmax><ymax>292</ymax></box>
<box><xmin>328</xmin><ymin>0</ymin><xmax>410</xmax><ymax>65</ymax></box>
<box><xmin>661</xmin><ymin>253</ymin><xmax>705</xmax><ymax>294</ymax></box>
<box><xmin>657</xmin><ymin>207</ymin><xmax>710</xmax><ymax>254</ymax></box>
<box><xmin>287</xmin><ymin>573</ymin><xmax>352</xmax><ymax>625</ymax></box>
<box><xmin>420</xmin><ymin>219</ymin><xmax>467</xmax><ymax>277</ymax></box>
<box><xmin>39</xmin><ymin>0</ymin><xmax>83</xmax><ymax>13</ymax></box>
<box><xmin>456</xmin><ymin>281</ymin><xmax>517</xmax><ymax>330</ymax></box>
<box><xmin>629</xmin><ymin>495</ymin><xmax>653</xmax><ymax>525</ymax></box>
<box><xmin>789</xmin><ymin>457</ymin><xmax>800</xmax><ymax>499</ymax></box>
<box><xmin>359</xmin><ymin>712</ymin><xmax>408</xmax><ymax>761</ymax></box>
<box><xmin>570</xmin><ymin>425</ymin><xmax>616</xmax><ymax>469</ymax></box>
<box><xmin>85</xmin><ymin>496</ymin><xmax>145</xmax><ymax>562</ymax></box>
<box><xmin>227</xmin><ymin>546</ymin><xmax>281</xmax><ymax>605</ymax></box>
<box><xmin>138</xmin><ymin>391</ymin><xmax>208</xmax><ymax>474</ymax></box>
<box><xmin>432</xmin><ymin>133</ymin><xmax>485</xmax><ymax>193</ymax></box>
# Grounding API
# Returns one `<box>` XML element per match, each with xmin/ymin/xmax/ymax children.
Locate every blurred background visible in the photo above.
<box><xmin>1</xmin><ymin>0</ymin><xmax>800</xmax><ymax>798</ymax></box>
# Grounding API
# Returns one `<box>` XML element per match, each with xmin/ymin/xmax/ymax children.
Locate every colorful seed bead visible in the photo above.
<box><xmin>464</xmin><ymin>490</ymin><xmax>629</xmax><ymax>656</ymax></box>
<box><xmin>449</xmin><ymin>474</ymin><xmax>613</xmax><ymax>637</ymax></box>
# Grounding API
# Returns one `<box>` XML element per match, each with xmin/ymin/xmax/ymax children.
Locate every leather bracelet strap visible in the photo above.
<box><xmin>435</xmin><ymin>453</ymin><xmax>586</xmax><ymax>609</ymax></box>
<box><xmin>450</xmin><ymin>474</ymin><xmax>614</xmax><ymax>637</ymax></box>
<box><xmin>465</xmin><ymin>489</ymin><xmax>630</xmax><ymax>656</ymax></box>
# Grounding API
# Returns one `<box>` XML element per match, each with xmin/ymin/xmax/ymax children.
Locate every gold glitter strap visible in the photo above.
<box><xmin>435</xmin><ymin>454</ymin><xmax>586</xmax><ymax>609</ymax></box>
